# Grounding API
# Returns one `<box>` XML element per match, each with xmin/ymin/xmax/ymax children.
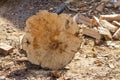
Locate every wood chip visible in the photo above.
<box><xmin>94</xmin><ymin>60</ymin><xmax>103</xmax><ymax>66</ymax></box>
<box><xmin>113</xmin><ymin>28</ymin><xmax>120</xmax><ymax>40</ymax></box>
<box><xmin>98</xmin><ymin>27</ymin><xmax>112</xmax><ymax>40</ymax></box>
<box><xmin>82</xmin><ymin>28</ymin><xmax>101</xmax><ymax>40</ymax></box>
<box><xmin>93</xmin><ymin>16</ymin><xmax>100</xmax><ymax>26</ymax></box>
<box><xmin>100</xmin><ymin>14</ymin><xmax>120</xmax><ymax>21</ymax></box>
<box><xmin>19</xmin><ymin>34</ymin><xmax>25</xmax><ymax>49</ymax></box>
<box><xmin>100</xmin><ymin>20</ymin><xmax>118</xmax><ymax>33</ymax></box>
<box><xmin>112</xmin><ymin>21</ymin><xmax>120</xmax><ymax>27</ymax></box>
<box><xmin>50</xmin><ymin>71</ymin><xmax>62</xmax><ymax>78</ymax></box>
<box><xmin>73</xmin><ymin>13</ymin><xmax>93</xmax><ymax>26</ymax></box>
<box><xmin>96</xmin><ymin>3</ymin><xmax>104</xmax><ymax>12</ymax></box>
<box><xmin>109</xmin><ymin>63</ymin><xmax>115</xmax><ymax>68</ymax></box>
<box><xmin>0</xmin><ymin>43</ymin><xmax>14</xmax><ymax>54</ymax></box>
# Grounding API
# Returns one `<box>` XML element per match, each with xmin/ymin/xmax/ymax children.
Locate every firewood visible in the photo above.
<box><xmin>96</xmin><ymin>3</ymin><xmax>104</xmax><ymax>12</ymax></box>
<box><xmin>101</xmin><ymin>0</ymin><xmax>109</xmax><ymax>2</ymax></box>
<box><xmin>0</xmin><ymin>43</ymin><xmax>13</xmax><ymax>54</ymax></box>
<box><xmin>99</xmin><ymin>20</ymin><xmax>118</xmax><ymax>33</ymax></box>
<box><xmin>22</xmin><ymin>10</ymin><xmax>81</xmax><ymax>70</ymax></box>
<box><xmin>98</xmin><ymin>27</ymin><xmax>112</xmax><ymax>40</ymax></box>
<box><xmin>93</xmin><ymin>16</ymin><xmax>101</xmax><ymax>26</ymax></box>
<box><xmin>113</xmin><ymin>28</ymin><xmax>120</xmax><ymax>40</ymax></box>
<box><xmin>82</xmin><ymin>28</ymin><xmax>101</xmax><ymax>40</ymax></box>
<box><xmin>112</xmin><ymin>21</ymin><xmax>120</xmax><ymax>27</ymax></box>
<box><xmin>100</xmin><ymin>14</ymin><xmax>120</xmax><ymax>21</ymax></box>
<box><xmin>73</xmin><ymin>13</ymin><xmax>93</xmax><ymax>26</ymax></box>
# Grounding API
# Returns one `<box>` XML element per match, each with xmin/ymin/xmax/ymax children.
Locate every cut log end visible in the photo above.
<box><xmin>22</xmin><ymin>10</ymin><xmax>82</xmax><ymax>70</ymax></box>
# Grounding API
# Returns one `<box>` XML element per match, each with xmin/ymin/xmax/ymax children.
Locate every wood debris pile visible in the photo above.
<box><xmin>74</xmin><ymin>13</ymin><xmax>120</xmax><ymax>43</ymax></box>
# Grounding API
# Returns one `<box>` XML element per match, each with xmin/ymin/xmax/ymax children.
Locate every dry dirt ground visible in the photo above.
<box><xmin>0</xmin><ymin>0</ymin><xmax>120</xmax><ymax>80</ymax></box>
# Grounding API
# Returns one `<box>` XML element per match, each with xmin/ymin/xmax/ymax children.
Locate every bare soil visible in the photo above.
<box><xmin>0</xmin><ymin>0</ymin><xmax>120</xmax><ymax>80</ymax></box>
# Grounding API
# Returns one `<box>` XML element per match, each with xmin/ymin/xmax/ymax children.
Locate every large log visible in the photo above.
<box><xmin>22</xmin><ymin>11</ymin><xmax>81</xmax><ymax>70</ymax></box>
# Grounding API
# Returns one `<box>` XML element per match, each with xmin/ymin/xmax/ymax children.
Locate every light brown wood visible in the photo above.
<box><xmin>100</xmin><ymin>14</ymin><xmax>120</xmax><ymax>21</ymax></box>
<box><xmin>98</xmin><ymin>27</ymin><xmax>112</xmax><ymax>40</ymax></box>
<box><xmin>82</xmin><ymin>28</ymin><xmax>101</xmax><ymax>40</ymax></box>
<box><xmin>100</xmin><ymin>20</ymin><xmax>118</xmax><ymax>33</ymax></box>
<box><xmin>73</xmin><ymin>13</ymin><xmax>92</xmax><ymax>26</ymax></box>
<box><xmin>93</xmin><ymin>16</ymin><xmax>100</xmax><ymax>26</ymax></box>
<box><xmin>22</xmin><ymin>10</ymin><xmax>82</xmax><ymax>70</ymax></box>
<box><xmin>113</xmin><ymin>28</ymin><xmax>120</xmax><ymax>40</ymax></box>
<box><xmin>112</xmin><ymin>21</ymin><xmax>120</xmax><ymax>27</ymax></box>
<box><xmin>0</xmin><ymin>43</ymin><xmax>13</xmax><ymax>54</ymax></box>
<box><xmin>96</xmin><ymin>3</ymin><xmax>104</xmax><ymax>12</ymax></box>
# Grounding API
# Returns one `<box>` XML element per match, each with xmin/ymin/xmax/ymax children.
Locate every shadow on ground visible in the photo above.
<box><xmin>6</xmin><ymin>61</ymin><xmax>68</xmax><ymax>80</ymax></box>
<box><xmin>0</xmin><ymin>0</ymin><xmax>61</xmax><ymax>29</ymax></box>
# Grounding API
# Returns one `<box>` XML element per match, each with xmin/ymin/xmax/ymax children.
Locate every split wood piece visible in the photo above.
<box><xmin>112</xmin><ymin>21</ymin><xmax>120</xmax><ymax>27</ymax></box>
<box><xmin>73</xmin><ymin>13</ymin><xmax>93</xmax><ymax>26</ymax></box>
<box><xmin>99</xmin><ymin>20</ymin><xmax>118</xmax><ymax>33</ymax></box>
<box><xmin>98</xmin><ymin>27</ymin><xmax>112</xmax><ymax>40</ymax></box>
<box><xmin>22</xmin><ymin>10</ymin><xmax>81</xmax><ymax>70</ymax></box>
<box><xmin>19</xmin><ymin>34</ymin><xmax>25</xmax><ymax>49</ymax></box>
<box><xmin>93</xmin><ymin>16</ymin><xmax>101</xmax><ymax>26</ymax></box>
<box><xmin>113</xmin><ymin>28</ymin><xmax>120</xmax><ymax>40</ymax></box>
<box><xmin>82</xmin><ymin>28</ymin><xmax>101</xmax><ymax>40</ymax></box>
<box><xmin>0</xmin><ymin>43</ymin><xmax>13</xmax><ymax>54</ymax></box>
<box><xmin>96</xmin><ymin>3</ymin><xmax>104</xmax><ymax>12</ymax></box>
<box><xmin>100</xmin><ymin>14</ymin><xmax>120</xmax><ymax>21</ymax></box>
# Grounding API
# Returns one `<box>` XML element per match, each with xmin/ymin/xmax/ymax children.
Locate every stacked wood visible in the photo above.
<box><xmin>74</xmin><ymin>13</ymin><xmax>120</xmax><ymax>41</ymax></box>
